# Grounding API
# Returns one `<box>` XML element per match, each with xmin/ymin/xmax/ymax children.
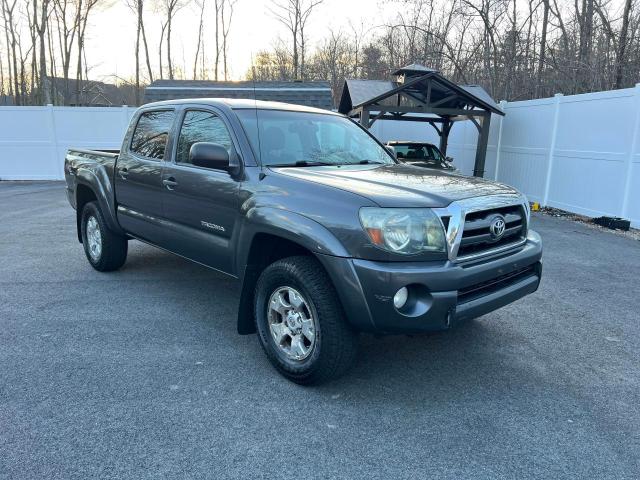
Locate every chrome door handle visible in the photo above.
<box><xmin>163</xmin><ymin>178</ymin><xmax>178</xmax><ymax>190</ymax></box>
<box><xmin>118</xmin><ymin>167</ymin><xmax>129</xmax><ymax>180</ymax></box>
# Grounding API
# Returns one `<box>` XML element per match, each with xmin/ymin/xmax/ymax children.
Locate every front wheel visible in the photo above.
<box><xmin>80</xmin><ymin>201</ymin><xmax>128</xmax><ymax>272</ymax></box>
<box><xmin>254</xmin><ymin>256</ymin><xmax>358</xmax><ymax>385</ymax></box>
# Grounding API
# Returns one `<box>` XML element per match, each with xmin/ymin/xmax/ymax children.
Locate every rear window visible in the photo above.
<box><xmin>394</xmin><ymin>144</ymin><xmax>441</xmax><ymax>160</ymax></box>
<box><xmin>130</xmin><ymin>110</ymin><xmax>175</xmax><ymax>160</ymax></box>
<box><xmin>393</xmin><ymin>143</ymin><xmax>450</xmax><ymax>168</ymax></box>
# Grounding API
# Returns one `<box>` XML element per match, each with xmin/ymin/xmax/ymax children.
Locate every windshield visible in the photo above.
<box><xmin>236</xmin><ymin>109</ymin><xmax>395</xmax><ymax>167</ymax></box>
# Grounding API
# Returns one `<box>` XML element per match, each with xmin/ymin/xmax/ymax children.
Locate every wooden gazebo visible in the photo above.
<box><xmin>338</xmin><ymin>64</ymin><xmax>504</xmax><ymax>177</ymax></box>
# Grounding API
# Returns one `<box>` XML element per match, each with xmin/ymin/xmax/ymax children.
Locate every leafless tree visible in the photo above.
<box><xmin>158</xmin><ymin>18</ymin><xmax>167</xmax><ymax>78</ymax></box>
<box><xmin>614</xmin><ymin>0</ymin><xmax>633</xmax><ymax>88</ymax></box>
<box><xmin>3</xmin><ymin>0</ymin><xmax>640</xmax><ymax>106</ymax></box>
<box><xmin>126</xmin><ymin>0</ymin><xmax>153</xmax><ymax>103</ymax></box>
<box><xmin>74</xmin><ymin>0</ymin><xmax>103</xmax><ymax>105</ymax></box>
<box><xmin>213</xmin><ymin>0</ymin><xmax>220</xmax><ymax>80</ymax></box>
<box><xmin>2</xmin><ymin>0</ymin><xmax>20</xmax><ymax>103</ymax></box>
<box><xmin>220</xmin><ymin>0</ymin><xmax>235</xmax><ymax>80</ymax></box>
<box><xmin>269</xmin><ymin>0</ymin><xmax>324</xmax><ymax>80</ymax></box>
<box><xmin>158</xmin><ymin>0</ymin><xmax>184</xmax><ymax>80</ymax></box>
<box><xmin>51</xmin><ymin>0</ymin><xmax>78</xmax><ymax>103</ymax></box>
<box><xmin>192</xmin><ymin>0</ymin><xmax>205</xmax><ymax>79</ymax></box>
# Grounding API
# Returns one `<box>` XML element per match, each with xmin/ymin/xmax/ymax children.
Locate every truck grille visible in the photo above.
<box><xmin>457</xmin><ymin>205</ymin><xmax>526</xmax><ymax>260</ymax></box>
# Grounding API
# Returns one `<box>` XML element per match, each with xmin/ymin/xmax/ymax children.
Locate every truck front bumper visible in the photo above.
<box><xmin>319</xmin><ymin>230</ymin><xmax>543</xmax><ymax>334</ymax></box>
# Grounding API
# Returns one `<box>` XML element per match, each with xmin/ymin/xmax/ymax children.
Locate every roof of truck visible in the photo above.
<box><xmin>141</xmin><ymin>98</ymin><xmax>341</xmax><ymax>116</ymax></box>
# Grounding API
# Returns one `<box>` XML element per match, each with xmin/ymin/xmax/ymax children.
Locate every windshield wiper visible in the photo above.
<box><xmin>336</xmin><ymin>160</ymin><xmax>386</xmax><ymax>165</ymax></box>
<box><xmin>269</xmin><ymin>160</ymin><xmax>334</xmax><ymax>167</ymax></box>
<box><xmin>356</xmin><ymin>160</ymin><xmax>386</xmax><ymax>165</ymax></box>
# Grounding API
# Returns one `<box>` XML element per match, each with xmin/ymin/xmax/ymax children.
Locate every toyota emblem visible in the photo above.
<box><xmin>489</xmin><ymin>215</ymin><xmax>506</xmax><ymax>240</ymax></box>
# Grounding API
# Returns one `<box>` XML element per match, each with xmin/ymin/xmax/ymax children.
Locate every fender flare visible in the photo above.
<box><xmin>235</xmin><ymin>206</ymin><xmax>350</xmax><ymax>274</ymax></box>
<box><xmin>234</xmin><ymin>207</ymin><xmax>349</xmax><ymax>335</ymax></box>
<box><xmin>75</xmin><ymin>168</ymin><xmax>124</xmax><ymax>240</ymax></box>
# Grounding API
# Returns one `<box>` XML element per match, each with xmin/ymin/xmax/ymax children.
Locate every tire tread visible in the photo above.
<box><xmin>254</xmin><ymin>255</ymin><xmax>358</xmax><ymax>385</ymax></box>
<box><xmin>81</xmin><ymin>201</ymin><xmax>127</xmax><ymax>272</ymax></box>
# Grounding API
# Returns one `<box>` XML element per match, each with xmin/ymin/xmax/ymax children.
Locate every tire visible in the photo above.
<box><xmin>254</xmin><ymin>255</ymin><xmax>358</xmax><ymax>385</ymax></box>
<box><xmin>80</xmin><ymin>201</ymin><xmax>128</xmax><ymax>272</ymax></box>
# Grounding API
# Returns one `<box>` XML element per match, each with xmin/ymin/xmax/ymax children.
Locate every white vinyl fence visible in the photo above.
<box><xmin>372</xmin><ymin>84</ymin><xmax>640</xmax><ymax>228</ymax></box>
<box><xmin>1</xmin><ymin>87</ymin><xmax>639</xmax><ymax>227</ymax></box>
<box><xmin>0</xmin><ymin>105</ymin><xmax>136</xmax><ymax>180</ymax></box>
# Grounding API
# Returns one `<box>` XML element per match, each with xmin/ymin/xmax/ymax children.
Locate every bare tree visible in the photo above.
<box><xmin>213</xmin><ymin>0</ymin><xmax>220</xmax><ymax>79</ymax></box>
<box><xmin>158</xmin><ymin>18</ymin><xmax>167</xmax><ymax>78</ymax></box>
<box><xmin>34</xmin><ymin>0</ymin><xmax>51</xmax><ymax>103</ymax></box>
<box><xmin>52</xmin><ymin>0</ymin><xmax>78</xmax><ymax>103</ymax></box>
<box><xmin>269</xmin><ymin>0</ymin><xmax>323</xmax><ymax>80</ymax></box>
<box><xmin>614</xmin><ymin>0</ymin><xmax>633</xmax><ymax>88</ymax></box>
<box><xmin>158</xmin><ymin>0</ymin><xmax>185</xmax><ymax>80</ymax></box>
<box><xmin>2</xmin><ymin>0</ymin><xmax>19</xmax><ymax>103</ymax></box>
<box><xmin>126</xmin><ymin>0</ymin><xmax>153</xmax><ymax>103</ymax></box>
<box><xmin>74</xmin><ymin>0</ymin><xmax>102</xmax><ymax>105</ymax></box>
<box><xmin>192</xmin><ymin>0</ymin><xmax>205</xmax><ymax>79</ymax></box>
<box><xmin>4</xmin><ymin>0</ymin><xmax>640</xmax><ymax>106</ymax></box>
<box><xmin>220</xmin><ymin>0</ymin><xmax>235</xmax><ymax>80</ymax></box>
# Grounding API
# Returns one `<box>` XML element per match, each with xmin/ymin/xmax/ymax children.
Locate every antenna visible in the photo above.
<box><xmin>251</xmin><ymin>62</ymin><xmax>263</xmax><ymax>169</ymax></box>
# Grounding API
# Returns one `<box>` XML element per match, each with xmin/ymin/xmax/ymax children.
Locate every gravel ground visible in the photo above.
<box><xmin>1</xmin><ymin>181</ymin><xmax>639</xmax><ymax>480</ymax></box>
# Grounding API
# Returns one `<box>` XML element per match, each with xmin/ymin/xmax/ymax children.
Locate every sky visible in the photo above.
<box><xmin>87</xmin><ymin>0</ymin><xmax>392</xmax><ymax>82</ymax></box>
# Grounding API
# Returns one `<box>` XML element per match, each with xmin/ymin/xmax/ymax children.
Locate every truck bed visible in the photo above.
<box><xmin>64</xmin><ymin>148</ymin><xmax>121</xmax><ymax>212</ymax></box>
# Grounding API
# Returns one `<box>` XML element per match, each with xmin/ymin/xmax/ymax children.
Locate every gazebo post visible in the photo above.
<box><xmin>473</xmin><ymin>115</ymin><xmax>491</xmax><ymax>177</ymax></box>
<box><xmin>439</xmin><ymin>119</ymin><xmax>452</xmax><ymax>156</ymax></box>
<box><xmin>360</xmin><ymin>107</ymin><xmax>370</xmax><ymax>128</ymax></box>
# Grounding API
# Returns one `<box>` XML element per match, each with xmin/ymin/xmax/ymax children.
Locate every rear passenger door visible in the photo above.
<box><xmin>115</xmin><ymin>109</ymin><xmax>176</xmax><ymax>242</ymax></box>
<box><xmin>160</xmin><ymin>108</ymin><xmax>241</xmax><ymax>275</ymax></box>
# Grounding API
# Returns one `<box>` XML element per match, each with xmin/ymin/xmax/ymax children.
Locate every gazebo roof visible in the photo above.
<box><xmin>392</xmin><ymin>64</ymin><xmax>438</xmax><ymax>76</ymax></box>
<box><xmin>338</xmin><ymin>64</ymin><xmax>503</xmax><ymax>117</ymax></box>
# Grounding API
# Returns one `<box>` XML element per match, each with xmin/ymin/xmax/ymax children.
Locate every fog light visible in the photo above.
<box><xmin>393</xmin><ymin>287</ymin><xmax>408</xmax><ymax>309</ymax></box>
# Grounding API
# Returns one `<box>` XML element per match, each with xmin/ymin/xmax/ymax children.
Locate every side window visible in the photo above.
<box><xmin>176</xmin><ymin>110</ymin><xmax>233</xmax><ymax>166</ymax></box>
<box><xmin>130</xmin><ymin>110</ymin><xmax>175</xmax><ymax>160</ymax></box>
<box><xmin>427</xmin><ymin>145</ymin><xmax>442</xmax><ymax>160</ymax></box>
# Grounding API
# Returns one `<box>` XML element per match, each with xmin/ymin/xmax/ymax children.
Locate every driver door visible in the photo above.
<box><xmin>160</xmin><ymin>108</ymin><xmax>241</xmax><ymax>275</ymax></box>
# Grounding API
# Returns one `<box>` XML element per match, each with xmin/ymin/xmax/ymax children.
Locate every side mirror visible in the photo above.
<box><xmin>189</xmin><ymin>142</ymin><xmax>230</xmax><ymax>170</ymax></box>
<box><xmin>445</xmin><ymin>156</ymin><xmax>454</xmax><ymax>163</ymax></box>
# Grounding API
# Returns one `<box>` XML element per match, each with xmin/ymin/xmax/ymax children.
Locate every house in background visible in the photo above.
<box><xmin>143</xmin><ymin>80</ymin><xmax>334</xmax><ymax>110</ymax></box>
<box><xmin>44</xmin><ymin>77</ymin><xmax>140</xmax><ymax>106</ymax></box>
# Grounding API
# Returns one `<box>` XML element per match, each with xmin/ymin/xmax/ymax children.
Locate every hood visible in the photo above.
<box><xmin>270</xmin><ymin>163</ymin><xmax>520</xmax><ymax>208</ymax></box>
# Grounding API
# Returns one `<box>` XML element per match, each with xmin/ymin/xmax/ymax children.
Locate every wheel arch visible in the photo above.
<box><xmin>236</xmin><ymin>232</ymin><xmax>320</xmax><ymax>335</ymax></box>
<box><xmin>235</xmin><ymin>213</ymin><xmax>351</xmax><ymax>336</ymax></box>
<box><xmin>74</xmin><ymin>169</ymin><xmax>123</xmax><ymax>242</ymax></box>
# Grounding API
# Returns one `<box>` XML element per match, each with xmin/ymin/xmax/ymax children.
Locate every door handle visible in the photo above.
<box><xmin>163</xmin><ymin>177</ymin><xmax>178</xmax><ymax>190</ymax></box>
<box><xmin>118</xmin><ymin>167</ymin><xmax>129</xmax><ymax>180</ymax></box>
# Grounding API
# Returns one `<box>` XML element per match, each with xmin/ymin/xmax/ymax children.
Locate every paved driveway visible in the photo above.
<box><xmin>1</xmin><ymin>181</ymin><xmax>639</xmax><ymax>479</ymax></box>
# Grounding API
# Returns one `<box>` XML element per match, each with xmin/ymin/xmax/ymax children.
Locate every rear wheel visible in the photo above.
<box><xmin>254</xmin><ymin>256</ymin><xmax>358</xmax><ymax>385</ymax></box>
<box><xmin>80</xmin><ymin>201</ymin><xmax>127</xmax><ymax>272</ymax></box>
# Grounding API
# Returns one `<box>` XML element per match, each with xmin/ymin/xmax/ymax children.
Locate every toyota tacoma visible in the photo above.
<box><xmin>64</xmin><ymin>99</ymin><xmax>542</xmax><ymax>385</ymax></box>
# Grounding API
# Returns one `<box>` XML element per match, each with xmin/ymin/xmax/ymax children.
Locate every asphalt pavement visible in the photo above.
<box><xmin>1</xmin><ymin>181</ymin><xmax>639</xmax><ymax>479</ymax></box>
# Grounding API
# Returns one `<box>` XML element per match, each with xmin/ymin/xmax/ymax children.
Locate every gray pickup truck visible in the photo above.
<box><xmin>64</xmin><ymin>99</ymin><xmax>542</xmax><ymax>384</ymax></box>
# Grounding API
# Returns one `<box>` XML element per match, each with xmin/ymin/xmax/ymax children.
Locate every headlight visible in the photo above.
<box><xmin>359</xmin><ymin>208</ymin><xmax>446</xmax><ymax>255</ymax></box>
